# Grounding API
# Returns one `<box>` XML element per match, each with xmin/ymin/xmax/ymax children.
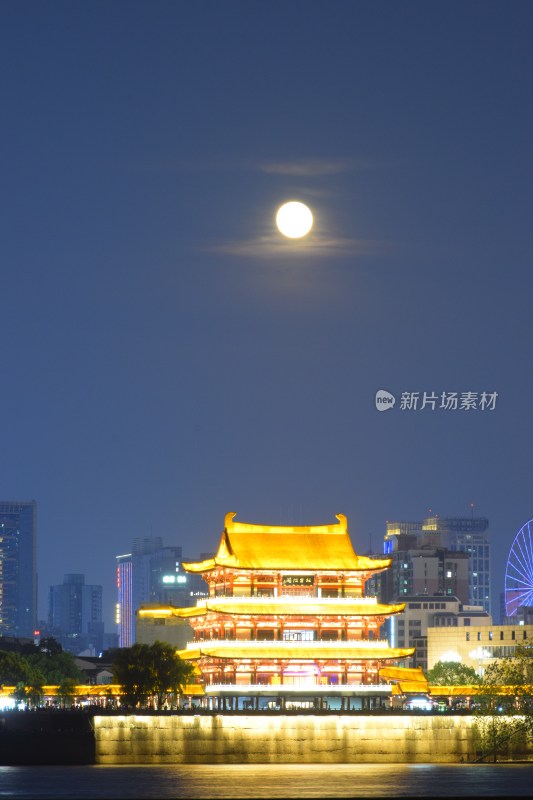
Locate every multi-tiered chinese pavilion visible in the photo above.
<box><xmin>139</xmin><ymin>512</ymin><xmax>416</xmax><ymax>710</ymax></box>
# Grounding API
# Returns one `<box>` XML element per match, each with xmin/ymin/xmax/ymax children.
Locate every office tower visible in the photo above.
<box><xmin>116</xmin><ymin>553</ymin><xmax>134</xmax><ymax>648</ymax></box>
<box><xmin>384</xmin><ymin>515</ymin><xmax>491</xmax><ymax>614</ymax></box>
<box><xmin>374</xmin><ymin>537</ymin><xmax>470</xmax><ymax>605</ymax></box>
<box><xmin>116</xmin><ymin>537</ymin><xmax>207</xmax><ymax>648</ymax></box>
<box><xmin>364</xmin><ymin>514</ymin><xmax>491</xmax><ymax>665</ymax></box>
<box><xmin>0</xmin><ymin>500</ymin><xmax>37</xmax><ymax>639</ymax></box>
<box><xmin>48</xmin><ymin>573</ymin><xmax>104</xmax><ymax>655</ymax></box>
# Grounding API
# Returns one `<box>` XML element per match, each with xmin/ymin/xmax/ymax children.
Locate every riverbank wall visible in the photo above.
<box><xmin>93</xmin><ymin>713</ymin><xmax>501</xmax><ymax>764</ymax></box>
<box><xmin>0</xmin><ymin>711</ymin><xmax>95</xmax><ymax>765</ymax></box>
<box><xmin>1</xmin><ymin>711</ymin><xmax>530</xmax><ymax>765</ymax></box>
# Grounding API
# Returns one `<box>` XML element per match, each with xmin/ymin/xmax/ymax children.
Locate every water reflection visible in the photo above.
<box><xmin>1</xmin><ymin>763</ymin><xmax>532</xmax><ymax>798</ymax></box>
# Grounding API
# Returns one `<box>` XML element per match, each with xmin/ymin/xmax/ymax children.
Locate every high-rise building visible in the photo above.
<box><xmin>364</xmin><ymin>514</ymin><xmax>491</xmax><ymax>664</ymax></box>
<box><xmin>116</xmin><ymin>553</ymin><xmax>134</xmax><ymax>648</ymax></box>
<box><xmin>0</xmin><ymin>500</ymin><xmax>37</xmax><ymax>639</ymax></box>
<box><xmin>384</xmin><ymin>516</ymin><xmax>491</xmax><ymax>614</ymax></box>
<box><xmin>48</xmin><ymin>573</ymin><xmax>103</xmax><ymax>655</ymax></box>
<box><xmin>116</xmin><ymin>538</ymin><xmax>208</xmax><ymax>648</ymax></box>
<box><xmin>372</xmin><ymin>540</ymin><xmax>470</xmax><ymax>606</ymax></box>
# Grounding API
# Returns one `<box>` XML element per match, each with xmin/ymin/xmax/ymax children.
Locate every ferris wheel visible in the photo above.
<box><xmin>505</xmin><ymin>518</ymin><xmax>533</xmax><ymax>617</ymax></box>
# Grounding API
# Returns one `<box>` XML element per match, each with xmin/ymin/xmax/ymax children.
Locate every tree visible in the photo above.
<box><xmin>13</xmin><ymin>682</ymin><xmax>28</xmax><ymax>705</ymax></box>
<box><xmin>19</xmin><ymin>637</ymin><xmax>64</xmax><ymax>658</ymax></box>
<box><xmin>37</xmin><ymin>637</ymin><xmax>64</xmax><ymax>657</ymax></box>
<box><xmin>0</xmin><ymin>651</ymin><xmax>45</xmax><ymax>706</ymax></box>
<box><xmin>0</xmin><ymin>652</ymin><xmax>46</xmax><ymax>707</ymax></box>
<box><xmin>0</xmin><ymin>651</ymin><xmax>33</xmax><ymax>685</ymax></box>
<box><xmin>473</xmin><ymin>635</ymin><xmax>533</xmax><ymax>762</ymax></box>
<box><xmin>112</xmin><ymin>643</ymin><xmax>153</xmax><ymax>708</ymax></box>
<box><xmin>426</xmin><ymin>660</ymin><xmax>481</xmax><ymax>686</ymax></box>
<box><xmin>148</xmin><ymin>640</ymin><xmax>195</xmax><ymax>709</ymax></box>
<box><xmin>25</xmin><ymin>650</ymin><xmax>84</xmax><ymax>685</ymax></box>
<box><xmin>25</xmin><ymin>668</ymin><xmax>45</xmax><ymax>708</ymax></box>
<box><xmin>1</xmin><ymin>642</ymin><xmax>83</xmax><ymax>708</ymax></box>
<box><xmin>112</xmin><ymin>641</ymin><xmax>195</xmax><ymax>710</ymax></box>
<box><xmin>56</xmin><ymin>677</ymin><xmax>78</xmax><ymax>708</ymax></box>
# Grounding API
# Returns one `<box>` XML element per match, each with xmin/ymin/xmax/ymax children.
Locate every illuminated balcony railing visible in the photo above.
<box><xmin>203</xmin><ymin>683</ymin><xmax>392</xmax><ymax>695</ymax></box>
<box><xmin>194</xmin><ymin>596</ymin><xmax>379</xmax><ymax>606</ymax></box>
<box><xmin>186</xmin><ymin>639</ymin><xmax>391</xmax><ymax>650</ymax></box>
<box><xmin>139</xmin><ymin>594</ymin><xmax>400</xmax><ymax>621</ymax></box>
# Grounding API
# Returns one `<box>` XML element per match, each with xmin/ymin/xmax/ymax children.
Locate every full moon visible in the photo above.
<box><xmin>275</xmin><ymin>201</ymin><xmax>313</xmax><ymax>239</ymax></box>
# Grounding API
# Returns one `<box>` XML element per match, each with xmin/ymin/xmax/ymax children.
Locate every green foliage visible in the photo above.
<box><xmin>9</xmin><ymin>669</ymin><xmax>43</xmax><ymax>707</ymax></box>
<box><xmin>473</xmin><ymin>714</ymin><xmax>520</xmax><ymax>762</ymax></box>
<box><xmin>13</xmin><ymin>682</ymin><xmax>28</xmax><ymax>704</ymax></box>
<box><xmin>482</xmin><ymin>637</ymin><xmax>533</xmax><ymax>712</ymax></box>
<box><xmin>19</xmin><ymin>637</ymin><xmax>64</xmax><ymax>658</ymax></box>
<box><xmin>473</xmin><ymin>635</ymin><xmax>533</xmax><ymax>762</ymax></box>
<box><xmin>56</xmin><ymin>677</ymin><xmax>78</xmax><ymax>708</ymax></box>
<box><xmin>0</xmin><ymin>643</ymin><xmax>82</xmax><ymax>706</ymax></box>
<box><xmin>149</xmin><ymin>640</ymin><xmax>195</xmax><ymax>709</ymax></box>
<box><xmin>112</xmin><ymin>643</ymin><xmax>153</xmax><ymax>708</ymax></box>
<box><xmin>25</xmin><ymin>670</ymin><xmax>45</xmax><ymax>708</ymax></box>
<box><xmin>37</xmin><ymin>637</ymin><xmax>63</xmax><ymax>656</ymax></box>
<box><xmin>112</xmin><ymin>640</ymin><xmax>195</xmax><ymax>709</ymax></box>
<box><xmin>0</xmin><ymin>651</ymin><xmax>33</xmax><ymax>685</ymax></box>
<box><xmin>25</xmin><ymin>651</ymin><xmax>84</xmax><ymax>684</ymax></box>
<box><xmin>426</xmin><ymin>660</ymin><xmax>481</xmax><ymax>686</ymax></box>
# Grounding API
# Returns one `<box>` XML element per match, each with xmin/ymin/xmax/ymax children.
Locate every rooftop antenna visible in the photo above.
<box><xmin>470</xmin><ymin>502</ymin><xmax>475</xmax><ymax>519</ymax></box>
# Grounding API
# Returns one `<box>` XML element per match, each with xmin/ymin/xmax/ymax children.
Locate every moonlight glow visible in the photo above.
<box><xmin>275</xmin><ymin>201</ymin><xmax>313</xmax><ymax>239</ymax></box>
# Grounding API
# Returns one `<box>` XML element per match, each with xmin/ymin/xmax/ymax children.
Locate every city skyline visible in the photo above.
<box><xmin>2</xmin><ymin>1</ymin><xmax>532</xmax><ymax>631</ymax></box>
<box><xmin>12</xmin><ymin>503</ymin><xmax>519</xmax><ymax>635</ymax></box>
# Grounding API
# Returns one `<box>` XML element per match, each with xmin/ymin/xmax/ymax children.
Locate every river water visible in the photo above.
<box><xmin>0</xmin><ymin>763</ymin><xmax>532</xmax><ymax>798</ymax></box>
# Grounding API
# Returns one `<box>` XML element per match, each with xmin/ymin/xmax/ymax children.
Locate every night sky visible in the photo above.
<box><xmin>2</xmin><ymin>1</ymin><xmax>532</xmax><ymax>630</ymax></box>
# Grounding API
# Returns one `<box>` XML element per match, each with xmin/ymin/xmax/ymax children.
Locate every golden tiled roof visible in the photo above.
<box><xmin>378</xmin><ymin>665</ymin><xmax>427</xmax><ymax>683</ymax></box>
<box><xmin>390</xmin><ymin>681</ymin><xmax>430</xmax><ymax>694</ymax></box>
<box><xmin>138</xmin><ymin>599</ymin><xmax>406</xmax><ymax>619</ymax></box>
<box><xmin>183</xmin><ymin>513</ymin><xmax>391</xmax><ymax>573</ymax></box>
<box><xmin>379</xmin><ymin>665</ymin><xmax>429</xmax><ymax>693</ymax></box>
<box><xmin>177</xmin><ymin>644</ymin><xmax>415</xmax><ymax>661</ymax></box>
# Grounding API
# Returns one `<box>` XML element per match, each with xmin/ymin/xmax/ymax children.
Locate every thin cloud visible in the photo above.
<box><xmin>209</xmin><ymin>234</ymin><xmax>389</xmax><ymax>259</ymax></box>
<box><xmin>124</xmin><ymin>155</ymin><xmax>377</xmax><ymax>177</ymax></box>
<box><xmin>257</xmin><ymin>158</ymin><xmax>374</xmax><ymax>176</ymax></box>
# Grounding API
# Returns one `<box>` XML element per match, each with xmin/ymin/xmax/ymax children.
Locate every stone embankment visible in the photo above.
<box><xmin>0</xmin><ymin>710</ymin><xmax>95</xmax><ymax>764</ymax></box>
<box><xmin>95</xmin><ymin>713</ymin><xmax>478</xmax><ymax>764</ymax></box>
<box><xmin>1</xmin><ymin>711</ymin><xmax>531</xmax><ymax>765</ymax></box>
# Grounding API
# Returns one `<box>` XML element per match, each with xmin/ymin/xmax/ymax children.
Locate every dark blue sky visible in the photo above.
<box><xmin>2</xmin><ymin>1</ymin><xmax>532</xmax><ymax>629</ymax></box>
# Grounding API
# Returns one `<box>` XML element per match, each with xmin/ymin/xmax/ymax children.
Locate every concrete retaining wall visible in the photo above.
<box><xmin>95</xmin><ymin>714</ymin><xmax>482</xmax><ymax>764</ymax></box>
<box><xmin>0</xmin><ymin>711</ymin><xmax>95</xmax><ymax>765</ymax></box>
